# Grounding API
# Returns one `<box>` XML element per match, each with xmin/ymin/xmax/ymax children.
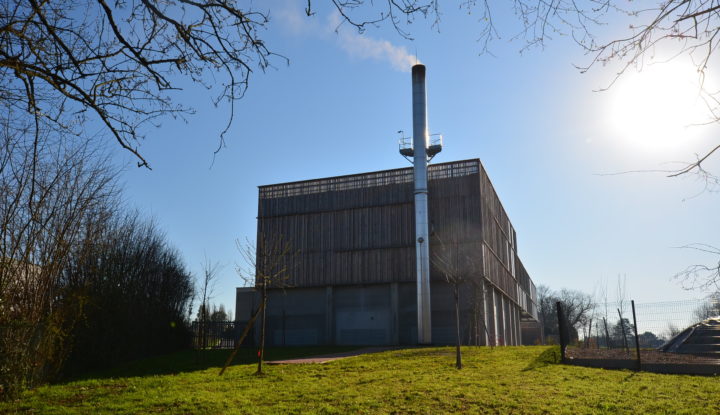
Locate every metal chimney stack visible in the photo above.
<box><xmin>411</xmin><ymin>64</ymin><xmax>432</xmax><ymax>345</ymax></box>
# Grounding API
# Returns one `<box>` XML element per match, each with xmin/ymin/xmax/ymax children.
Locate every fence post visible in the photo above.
<box><xmin>631</xmin><ymin>300</ymin><xmax>641</xmax><ymax>371</ymax></box>
<box><xmin>556</xmin><ymin>301</ymin><xmax>567</xmax><ymax>363</ymax></box>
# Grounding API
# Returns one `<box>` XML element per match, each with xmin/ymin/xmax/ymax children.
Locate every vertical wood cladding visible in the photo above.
<box><xmin>257</xmin><ymin>159</ymin><xmax>536</xmax><ymax>315</ymax></box>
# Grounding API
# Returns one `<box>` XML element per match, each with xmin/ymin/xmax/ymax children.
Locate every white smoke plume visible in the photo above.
<box><xmin>328</xmin><ymin>12</ymin><xmax>418</xmax><ymax>72</ymax></box>
<box><xmin>274</xmin><ymin>6</ymin><xmax>419</xmax><ymax>72</ymax></box>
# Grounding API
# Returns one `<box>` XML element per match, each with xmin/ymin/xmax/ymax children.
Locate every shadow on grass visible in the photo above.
<box><xmin>61</xmin><ymin>346</ymin><xmax>361</xmax><ymax>383</ymax></box>
<box><xmin>621</xmin><ymin>372</ymin><xmax>637</xmax><ymax>382</ymax></box>
<box><xmin>522</xmin><ymin>346</ymin><xmax>562</xmax><ymax>371</ymax></box>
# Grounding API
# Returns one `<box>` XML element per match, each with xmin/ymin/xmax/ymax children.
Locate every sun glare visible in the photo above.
<box><xmin>608</xmin><ymin>61</ymin><xmax>710</xmax><ymax>153</ymax></box>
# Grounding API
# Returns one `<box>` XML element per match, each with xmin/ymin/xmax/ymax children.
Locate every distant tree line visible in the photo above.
<box><xmin>694</xmin><ymin>293</ymin><xmax>720</xmax><ymax>321</ymax></box>
<box><xmin>0</xmin><ymin>119</ymin><xmax>193</xmax><ymax>399</ymax></box>
<box><xmin>537</xmin><ymin>285</ymin><xmax>594</xmax><ymax>344</ymax></box>
<box><xmin>196</xmin><ymin>304</ymin><xmax>232</xmax><ymax>323</ymax></box>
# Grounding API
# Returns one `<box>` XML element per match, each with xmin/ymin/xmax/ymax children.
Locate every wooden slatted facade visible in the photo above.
<box><xmin>257</xmin><ymin>159</ymin><xmax>537</xmax><ymax>319</ymax></box>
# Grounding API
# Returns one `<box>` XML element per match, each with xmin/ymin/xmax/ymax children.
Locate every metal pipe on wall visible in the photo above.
<box><xmin>412</xmin><ymin>64</ymin><xmax>432</xmax><ymax>345</ymax></box>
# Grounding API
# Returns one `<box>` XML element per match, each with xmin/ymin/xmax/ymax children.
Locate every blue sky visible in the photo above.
<box><xmin>114</xmin><ymin>1</ymin><xmax>720</xmax><ymax>315</ymax></box>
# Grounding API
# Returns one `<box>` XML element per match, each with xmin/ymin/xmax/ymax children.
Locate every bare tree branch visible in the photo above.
<box><xmin>0</xmin><ymin>0</ymin><xmax>283</xmax><ymax>167</ymax></box>
<box><xmin>674</xmin><ymin>243</ymin><xmax>720</xmax><ymax>292</ymax></box>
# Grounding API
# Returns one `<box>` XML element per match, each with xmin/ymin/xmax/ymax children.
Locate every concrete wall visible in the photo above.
<box><xmin>236</xmin><ymin>280</ymin><xmax>528</xmax><ymax>347</ymax></box>
<box><xmin>334</xmin><ymin>285</ymin><xmax>391</xmax><ymax>345</ymax></box>
<box><xmin>268</xmin><ymin>287</ymin><xmax>327</xmax><ymax>345</ymax></box>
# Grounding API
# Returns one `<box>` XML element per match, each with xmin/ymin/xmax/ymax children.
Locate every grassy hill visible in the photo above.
<box><xmin>2</xmin><ymin>346</ymin><xmax>718</xmax><ymax>414</ymax></box>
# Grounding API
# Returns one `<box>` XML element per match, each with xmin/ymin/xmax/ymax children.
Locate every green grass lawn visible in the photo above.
<box><xmin>3</xmin><ymin>346</ymin><xmax>719</xmax><ymax>414</ymax></box>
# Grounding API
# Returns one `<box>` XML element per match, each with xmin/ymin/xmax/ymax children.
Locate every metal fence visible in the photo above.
<box><xmin>555</xmin><ymin>297</ymin><xmax>720</xmax><ymax>374</ymax></box>
<box><xmin>556</xmin><ymin>297</ymin><xmax>719</xmax><ymax>362</ymax></box>
<box><xmin>574</xmin><ymin>298</ymin><xmax>718</xmax><ymax>350</ymax></box>
<box><xmin>191</xmin><ymin>321</ymin><xmax>251</xmax><ymax>349</ymax></box>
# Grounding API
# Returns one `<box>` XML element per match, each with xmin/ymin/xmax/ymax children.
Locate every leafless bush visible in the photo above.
<box><xmin>0</xmin><ymin>112</ymin><xmax>193</xmax><ymax>398</ymax></box>
<box><xmin>0</xmin><ymin>116</ymin><xmax>117</xmax><ymax>399</ymax></box>
<box><xmin>60</xmin><ymin>212</ymin><xmax>194</xmax><ymax>376</ymax></box>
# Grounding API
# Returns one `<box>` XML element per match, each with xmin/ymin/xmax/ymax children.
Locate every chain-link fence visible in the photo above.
<box><xmin>573</xmin><ymin>298</ymin><xmax>719</xmax><ymax>351</ymax></box>
<box><xmin>557</xmin><ymin>297</ymin><xmax>720</xmax><ymax>373</ymax></box>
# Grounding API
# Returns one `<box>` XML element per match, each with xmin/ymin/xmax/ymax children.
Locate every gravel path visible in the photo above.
<box><xmin>266</xmin><ymin>347</ymin><xmax>397</xmax><ymax>364</ymax></box>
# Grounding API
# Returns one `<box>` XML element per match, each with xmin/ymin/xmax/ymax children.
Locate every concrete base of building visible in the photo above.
<box><xmin>236</xmin><ymin>281</ymin><xmax>537</xmax><ymax>347</ymax></box>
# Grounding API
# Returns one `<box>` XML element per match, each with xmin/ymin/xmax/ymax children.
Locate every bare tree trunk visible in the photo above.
<box><xmin>256</xmin><ymin>284</ymin><xmax>267</xmax><ymax>375</ymax></box>
<box><xmin>219</xmin><ymin>297</ymin><xmax>265</xmax><ymax>376</ymax></box>
<box><xmin>480</xmin><ymin>281</ymin><xmax>492</xmax><ymax>347</ymax></box>
<box><xmin>617</xmin><ymin>308</ymin><xmax>629</xmax><ymax>353</ymax></box>
<box><xmin>236</xmin><ymin>234</ymin><xmax>296</xmax><ymax>377</ymax></box>
<box><xmin>197</xmin><ymin>259</ymin><xmax>218</xmax><ymax>362</ymax></box>
<box><xmin>454</xmin><ymin>284</ymin><xmax>462</xmax><ymax>370</ymax></box>
<box><xmin>585</xmin><ymin>319</ymin><xmax>593</xmax><ymax>348</ymax></box>
<box><xmin>201</xmin><ymin>312</ymin><xmax>208</xmax><ymax>351</ymax></box>
<box><xmin>603</xmin><ymin>317</ymin><xmax>611</xmax><ymax>349</ymax></box>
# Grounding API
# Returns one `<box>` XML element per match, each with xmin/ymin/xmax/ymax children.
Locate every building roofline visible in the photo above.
<box><xmin>257</xmin><ymin>158</ymin><xmax>482</xmax><ymax>189</ymax></box>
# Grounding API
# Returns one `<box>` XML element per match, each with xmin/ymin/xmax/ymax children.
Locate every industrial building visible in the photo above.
<box><xmin>235</xmin><ymin>158</ymin><xmax>539</xmax><ymax>346</ymax></box>
<box><xmin>235</xmin><ymin>65</ymin><xmax>539</xmax><ymax>346</ymax></box>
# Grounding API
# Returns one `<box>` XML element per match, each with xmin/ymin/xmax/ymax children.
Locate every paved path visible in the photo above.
<box><xmin>266</xmin><ymin>347</ymin><xmax>397</xmax><ymax>364</ymax></box>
